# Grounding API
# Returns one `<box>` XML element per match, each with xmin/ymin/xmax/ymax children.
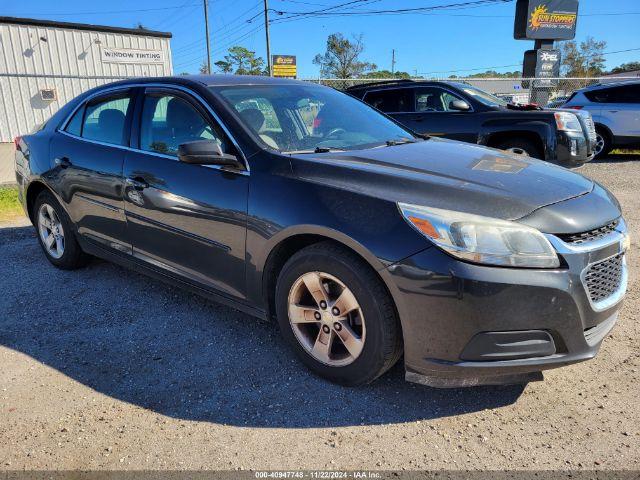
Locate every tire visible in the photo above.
<box><xmin>498</xmin><ymin>138</ymin><xmax>543</xmax><ymax>159</ymax></box>
<box><xmin>594</xmin><ymin>128</ymin><xmax>612</xmax><ymax>159</ymax></box>
<box><xmin>275</xmin><ymin>242</ymin><xmax>403</xmax><ymax>386</ymax></box>
<box><xmin>33</xmin><ymin>190</ymin><xmax>89</xmax><ymax>270</ymax></box>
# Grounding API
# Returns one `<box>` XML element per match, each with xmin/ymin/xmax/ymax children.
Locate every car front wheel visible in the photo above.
<box><xmin>594</xmin><ymin>129</ymin><xmax>612</xmax><ymax>159</ymax></box>
<box><xmin>275</xmin><ymin>242</ymin><xmax>403</xmax><ymax>386</ymax></box>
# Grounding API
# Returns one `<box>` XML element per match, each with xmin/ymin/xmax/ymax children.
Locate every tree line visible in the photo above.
<box><xmin>188</xmin><ymin>33</ymin><xmax>638</xmax><ymax>79</ymax></box>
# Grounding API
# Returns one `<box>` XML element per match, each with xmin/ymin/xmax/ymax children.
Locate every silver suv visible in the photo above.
<box><xmin>563</xmin><ymin>81</ymin><xmax>640</xmax><ymax>158</ymax></box>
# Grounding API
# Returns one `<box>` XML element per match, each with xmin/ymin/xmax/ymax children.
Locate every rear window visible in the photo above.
<box><xmin>64</xmin><ymin>106</ymin><xmax>84</xmax><ymax>136</ymax></box>
<box><xmin>363</xmin><ymin>88</ymin><xmax>413</xmax><ymax>113</ymax></box>
<box><xmin>81</xmin><ymin>96</ymin><xmax>130</xmax><ymax>145</ymax></box>
<box><xmin>585</xmin><ymin>85</ymin><xmax>640</xmax><ymax>104</ymax></box>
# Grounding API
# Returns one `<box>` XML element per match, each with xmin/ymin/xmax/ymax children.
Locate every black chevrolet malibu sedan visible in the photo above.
<box><xmin>15</xmin><ymin>75</ymin><xmax>629</xmax><ymax>388</ymax></box>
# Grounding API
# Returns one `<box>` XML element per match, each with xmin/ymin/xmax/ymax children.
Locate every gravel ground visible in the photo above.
<box><xmin>0</xmin><ymin>155</ymin><xmax>639</xmax><ymax>471</ymax></box>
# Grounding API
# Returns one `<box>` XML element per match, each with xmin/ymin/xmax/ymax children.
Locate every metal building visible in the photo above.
<box><xmin>0</xmin><ymin>16</ymin><xmax>173</xmax><ymax>143</ymax></box>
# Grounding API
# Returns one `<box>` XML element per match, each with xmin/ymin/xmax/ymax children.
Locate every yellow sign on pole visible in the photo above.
<box><xmin>272</xmin><ymin>55</ymin><xmax>297</xmax><ymax>78</ymax></box>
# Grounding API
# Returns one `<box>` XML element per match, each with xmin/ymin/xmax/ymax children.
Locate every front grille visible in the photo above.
<box><xmin>558</xmin><ymin>219</ymin><xmax>619</xmax><ymax>245</ymax></box>
<box><xmin>584</xmin><ymin>253</ymin><xmax>624</xmax><ymax>303</ymax></box>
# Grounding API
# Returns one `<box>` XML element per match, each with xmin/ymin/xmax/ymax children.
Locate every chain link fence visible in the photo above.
<box><xmin>300</xmin><ymin>77</ymin><xmax>639</xmax><ymax>106</ymax></box>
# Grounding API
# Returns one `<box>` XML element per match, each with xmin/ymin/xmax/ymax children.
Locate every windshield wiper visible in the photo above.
<box><xmin>385</xmin><ymin>138</ymin><xmax>418</xmax><ymax>146</ymax></box>
<box><xmin>283</xmin><ymin>146</ymin><xmax>346</xmax><ymax>154</ymax></box>
<box><xmin>314</xmin><ymin>146</ymin><xmax>344</xmax><ymax>153</ymax></box>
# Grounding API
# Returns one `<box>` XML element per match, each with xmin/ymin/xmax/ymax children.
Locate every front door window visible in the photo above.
<box><xmin>140</xmin><ymin>94</ymin><xmax>228</xmax><ymax>156</ymax></box>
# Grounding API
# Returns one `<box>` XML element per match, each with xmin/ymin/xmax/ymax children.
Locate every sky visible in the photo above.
<box><xmin>4</xmin><ymin>0</ymin><xmax>640</xmax><ymax>77</ymax></box>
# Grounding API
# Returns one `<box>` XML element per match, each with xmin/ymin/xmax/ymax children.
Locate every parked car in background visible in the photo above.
<box><xmin>547</xmin><ymin>95</ymin><xmax>571</xmax><ymax>109</ymax></box>
<box><xmin>347</xmin><ymin>80</ymin><xmax>595</xmax><ymax>167</ymax></box>
<box><xmin>15</xmin><ymin>75</ymin><xmax>628</xmax><ymax>388</ymax></box>
<box><xmin>563</xmin><ymin>81</ymin><xmax>640</xmax><ymax>158</ymax></box>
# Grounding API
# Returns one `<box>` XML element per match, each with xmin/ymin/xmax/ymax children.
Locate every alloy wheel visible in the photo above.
<box><xmin>287</xmin><ymin>271</ymin><xmax>366</xmax><ymax>367</ymax></box>
<box><xmin>38</xmin><ymin>203</ymin><xmax>65</xmax><ymax>259</ymax></box>
<box><xmin>594</xmin><ymin>133</ymin><xmax>605</xmax><ymax>156</ymax></box>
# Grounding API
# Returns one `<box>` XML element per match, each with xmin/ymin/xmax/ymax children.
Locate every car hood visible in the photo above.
<box><xmin>289</xmin><ymin>138</ymin><xmax>595</xmax><ymax>223</ymax></box>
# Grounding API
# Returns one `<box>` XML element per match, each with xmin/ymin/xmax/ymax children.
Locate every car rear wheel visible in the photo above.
<box><xmin>34</xmin><ymin>190</ymin><xmax>88</xmax><ymax>270</ymax></box>
<box><xmin>275</xmin><ymin>242</ymin><xmax>402</xmax><ymax>386</ymax></box>
<box><xmin>498</xmin><ymin>138</ymin><xmax>543</xmax><ymax>159</ymax></box>
<box><xmin>594</xmin><ymin>128</ymin><xmax>612</xmax><ymax>159</ymax></box>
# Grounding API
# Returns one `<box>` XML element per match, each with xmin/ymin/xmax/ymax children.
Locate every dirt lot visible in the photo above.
<box><xmin>0</xmin><ymin>155</ymin><xmax>638</xmax><ymax>472</ymax></box>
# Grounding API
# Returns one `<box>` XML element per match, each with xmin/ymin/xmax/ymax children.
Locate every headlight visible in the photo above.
<box><xmin>398</xmin><ymin>203</ymin><xmax>560</xmax><ymax>268</ymax></box>
<box><xmin>554</xmin><ymin>111</ymin><xmax>582</xmax><ymax>132</ymax></box>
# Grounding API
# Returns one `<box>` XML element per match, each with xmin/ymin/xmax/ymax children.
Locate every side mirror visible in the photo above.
<box><xmin>449</xmin><ymin>100</ymin><xmax>471</xmax><ymax>112</ymax></box>
<box><xmin>177</xmin><ymin>140</ymin><xmax>242</xmax><ymax>168</ymax></box>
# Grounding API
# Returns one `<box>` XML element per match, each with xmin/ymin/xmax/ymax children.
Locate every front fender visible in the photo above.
<box><xmin>243</xmin><ymin>162</ymin><xmax>430</xmax><ymax>309</ymax></box>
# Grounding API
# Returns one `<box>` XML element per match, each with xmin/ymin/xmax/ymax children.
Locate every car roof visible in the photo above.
<box><xmin>96</xmin><ymin>74</ymin><xmax>311</xmax><ymax>90</ymax></box>
<box><xmin>345</xmin><ymin>79</ymin><xmax>469</xmax><ymax>92</ymax></box>
<box><xmin>581</xmin><ymin>79</ymin><xmax>640</xmax><ymax>91</ymax></box>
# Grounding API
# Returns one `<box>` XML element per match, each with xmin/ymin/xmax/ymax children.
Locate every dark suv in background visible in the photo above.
<box><xmin>347</xmin><ymin>80</ymin><xmax>596</xmax><ymax>167</ymax></box>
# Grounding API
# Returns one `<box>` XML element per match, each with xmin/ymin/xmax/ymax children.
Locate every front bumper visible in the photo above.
<box><xmin>384</xmin><ymin>222</ymin><xmax>628</xmax><ymax>387</ymax></box>
<box><xmin>555</xmin><ymin>131</ymin><xmax>593</xmax><ymax>167</ymax></box>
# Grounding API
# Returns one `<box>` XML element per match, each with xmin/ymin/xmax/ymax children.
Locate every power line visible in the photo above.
<box><xmin>274</xmin><ymin>0</ymin><xmax>332</xmax><ymax>5</ymax></box>
<box><xmin>271</xmin><ymin>0</ymin><xmax>513</xmax><ymax>20</ymax></box>
<box><xmin>9</xmin><ymin>4</ymin><xmax>201</xmax><ymax>16</ymax></box>
<box><xmin>173</xmin><ymin>19</ymin><xmax>263</xmax><ymax>58</ymax></box>
<box><xmin>418</xmin><ymin>63</ymin><xmax>523</xmax><ymax>75</ymax></box>
<box><xmin>413</xmin><ymin>11</ymin><xmax>640</xmax><ymax>18</ymax></box>
<box><xmin>417</xmin><ymin>47</ymin><xmax>640</xmax><ymax>76</ymax></box>
<box><xmin>172</xmin><ymin>2</ymin><xmax>263</xmax><ymax>57</ymax></box>
<box><xmin>154</xmin><ymin>2</ymin><xmax>199</xmax><ymax>30</ymax></box>
<box><xmin>173</xmin><ymin>23</ymin><xmax>265</xmax><ymax>67</ymax></box>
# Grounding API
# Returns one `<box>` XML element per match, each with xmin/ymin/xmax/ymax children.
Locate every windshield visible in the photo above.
<box><xmin>212</xmin><ymin>84</ymin><xmax>415</xmax><ymax>153</ymax></box>
<box><xmin>460</xmin><ymin>85</ymin><xmax>508</xmax><ymax>107</ymax></box>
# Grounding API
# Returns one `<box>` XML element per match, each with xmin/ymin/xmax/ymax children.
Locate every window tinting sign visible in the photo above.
<box><xmin>272</xmin><ymin>55</ymin><xmax>297</xmax><ymax>78</ymax></box>
<box><xmin>101</xmin><ymin>47</ymin><xmax>165</xmax><ymax>64</ymax></box>
<box><xmin>523</xmin><ymin>49</ymin><xmax>561</xmax><ymax>87</ymax></box>
<box><xmin>514</xmin><ymin>0</ymin><xmax>578</xmax><ymax>40</ymax></box>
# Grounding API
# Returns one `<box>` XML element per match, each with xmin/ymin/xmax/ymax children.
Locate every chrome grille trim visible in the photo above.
<box><xmin>546</xmin><ymin>218</ymin><xmax>627</xmax><ymax>254</ymax></box>
<box><xmin>557</xmin><ymin>219</ymin><xmax>619</xmax><ymax>245</ymax></box>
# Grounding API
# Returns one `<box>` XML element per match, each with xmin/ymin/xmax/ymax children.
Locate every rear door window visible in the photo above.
<box><xmin>81</xmin><ymin>95</ymin><xmax>131</xmax><ymax>146</ymax></box>
<box><xmin>586</xmin><ymin>85</ymin><xmax>640</xmax><ymax>104</ymax></box>
<box><xmin>363</xmin><ymin>88</ymin><xmax>413</xmax><ymax>113</ymax></box>
<box><xmin>607</xmin><ymin>85</ymin><xmax>640</xmax><ymax>103</ymax></box>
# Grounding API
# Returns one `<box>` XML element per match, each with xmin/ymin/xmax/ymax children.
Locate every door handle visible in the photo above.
<box><xmin>54</xmin><ymin>157</ymin><xmax>72</xmax><ymax>168</ymax></box>
<box><xmin>125</xmin><ymin>177</ymin><xmax>149</xmax><ymax>191</ymax></box>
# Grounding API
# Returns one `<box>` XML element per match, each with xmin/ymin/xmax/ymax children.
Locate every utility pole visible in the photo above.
<box><xmin>203</xmin><ymin>0</ymin><xmax>212</xmax><ymax>74</ymax></box>
<box><xmin>264</xmin><ymin>0</ymin><xmax>272</xmax><ymax>76</ymax></box>
<box><xmin>391</xmin><ymin>49</ymin><xmax>396</xmax><ymax>74</ymax></box>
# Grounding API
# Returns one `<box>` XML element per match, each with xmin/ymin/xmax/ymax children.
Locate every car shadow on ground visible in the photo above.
<box><xmin>0</xmin><ymin>225</ymin><xmax>525</xmax><ymax>429</ymax></box>
<box><xmin>591</xmin><ymin>153</ymin><xmax>640</xmax><ymax>164</ymax></box>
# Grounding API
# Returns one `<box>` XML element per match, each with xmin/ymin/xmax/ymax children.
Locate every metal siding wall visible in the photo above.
<box><xmin>0</xmin><ymin>22</ymin><xmax>172</xmax><ymax>142</ymax></box>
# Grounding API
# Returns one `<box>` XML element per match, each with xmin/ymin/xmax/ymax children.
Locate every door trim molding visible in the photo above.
<box><xmin>125</xmin><ymin>210</ymin><xmax>231</xmax><ymax>252</ymax></box>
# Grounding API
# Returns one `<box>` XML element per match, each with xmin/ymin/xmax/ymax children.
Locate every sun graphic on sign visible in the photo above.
<box><xmin>529</xmin><ymin>4</ymin><xmax>548</xmax><ymax>30</ymax></box>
